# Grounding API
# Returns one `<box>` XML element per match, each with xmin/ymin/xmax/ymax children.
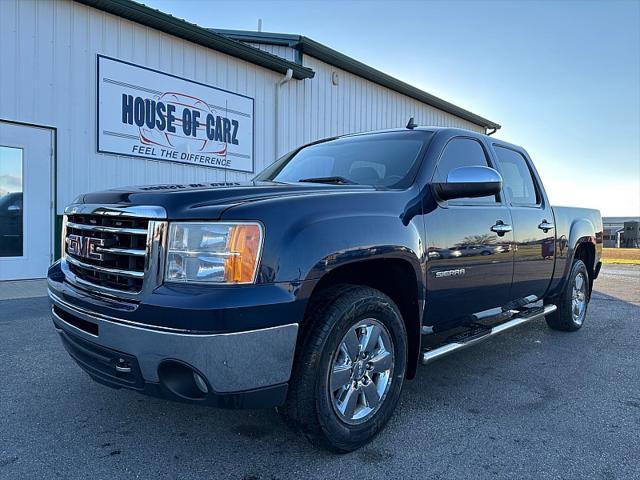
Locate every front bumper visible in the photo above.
<box><xmin>50</xmin><ymin>290</ymin><xmax>298</xmax><ymax>409</ymax></box>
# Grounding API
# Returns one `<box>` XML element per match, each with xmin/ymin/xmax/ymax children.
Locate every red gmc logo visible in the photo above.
<box><xmin>66</xmin><ymin>234</ymin><xmax>104</xmax><ymax>261</ymax></box>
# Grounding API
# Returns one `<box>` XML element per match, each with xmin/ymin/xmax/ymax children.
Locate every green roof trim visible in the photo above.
<box><xmin>74</xmin><ymin>0</ymin><xmax>315</xmax><ymax>80</ymax></box>
<box><xmin>214</xmin><ymin>29</ymin><xmax>500</xmax><ymax>130</ymax></box>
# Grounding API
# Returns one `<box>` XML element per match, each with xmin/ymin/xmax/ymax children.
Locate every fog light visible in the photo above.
<box><xmin>193</xmin><ymin>372</ymin><xmax>209</xmax><ymax>394</ymax></box>
<box><xmin>158</xmin><ymin>361</ymin><xmax>210</xmax><ymax>399</ymax></box>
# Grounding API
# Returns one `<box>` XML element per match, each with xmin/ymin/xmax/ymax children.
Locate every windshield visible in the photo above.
<box><xmin>255</xmin><ymin>131</ymin><xmax>433</xmax><ymax>188</ymax></box>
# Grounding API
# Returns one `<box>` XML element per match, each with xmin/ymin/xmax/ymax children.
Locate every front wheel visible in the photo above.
<box><xmin>280</xmin><ymin>285</ymin><xmax>407</xmax><ymax>452</ymax></box>
<box><xmin>545</xmin><ymin>259</ymin><xmax>590</xmax><ymax>331</ymax></box>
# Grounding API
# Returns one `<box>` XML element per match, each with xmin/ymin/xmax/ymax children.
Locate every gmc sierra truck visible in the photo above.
<box><xmin>48</xmin><ymin>126</ymin><xmax>603</xmax><ymax>452</ymax></box>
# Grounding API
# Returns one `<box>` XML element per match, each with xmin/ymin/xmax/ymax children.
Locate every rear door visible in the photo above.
<box><xmin>424</xmin><ymin>137</ymin><xmax>514</xmax><ymax>328</ymax></box>
<box><xmin>491</xmin><ymin>144</ymin><xmax>555</xmax><ymax>301</ymax></box>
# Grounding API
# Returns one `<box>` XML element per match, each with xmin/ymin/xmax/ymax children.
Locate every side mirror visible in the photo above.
<box><xmin>432</xmin><ymin>166</ymin><xmax>502</xmax><ymax>201</ymax></box>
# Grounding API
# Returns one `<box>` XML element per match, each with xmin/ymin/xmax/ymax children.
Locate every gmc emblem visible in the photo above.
<box><xmin>66</xmin><ymin>234</ymin><xmax>104</xmax><ymax>261</ymax></box>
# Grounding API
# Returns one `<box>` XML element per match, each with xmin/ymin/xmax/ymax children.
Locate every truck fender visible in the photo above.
<box><xmin>554</xmin><ymin>218</ymin><xmax>597</xmax><ymax>296</ymax></box>
<box><xmin>273</xmin><ymin>212</ymin><xmax>425</xmax><ymax>284</ymax></box>
<box><xmin>285</xmin><ymin>217</ymin><xmax>425</xmax><ymax>380</ymax></box>
<box><xmin>297</xmin><ymin>247</ymin><xmax>425</xmax><ymax>380</ymax></box>
<box><xmin>568</xmin><ymin>218</ymin><xmax>597</xmax><ymax>263</ymax></box>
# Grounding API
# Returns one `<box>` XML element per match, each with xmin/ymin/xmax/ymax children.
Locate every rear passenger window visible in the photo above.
<box><xmin>434</xmin><ymin>138</ymin><xmax>497</xmax><ymax>204</ymax></box>
<box><xmin>494</xmin><ymin>146</ymin><xmax>540</xmax><ymax>206</ymax></box>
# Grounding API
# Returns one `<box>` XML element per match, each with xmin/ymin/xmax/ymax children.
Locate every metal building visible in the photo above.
<box><xmin>621</xmin><ymin>221</ymin><xmax>640</xmax><ymax>248</ymax></box>
<box><xmin>0</xmin><ymin>0</ymin><xmax>499</xmax><ymax>280</ymax></box>
<box><xmin>602</xmin><ymin>217</ymin><xmax>640</xmax><ymax>248</ymax></box>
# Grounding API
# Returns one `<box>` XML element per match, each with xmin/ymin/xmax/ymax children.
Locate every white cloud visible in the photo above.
<box><xmin>0</xmin><ymin>175</ymin><xmax>22</xmax><ymax>194</ymax></box>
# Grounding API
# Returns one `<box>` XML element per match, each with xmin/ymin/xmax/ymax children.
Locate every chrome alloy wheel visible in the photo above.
<box><xmin>572</xmin><ymin>272</ymin><xmax>587</xmax><ymax>324</ymax></box>
<box><xmin>329</xmin><ymin>318</ymin><xmax>394</xmax><ymax>425</ymax></box>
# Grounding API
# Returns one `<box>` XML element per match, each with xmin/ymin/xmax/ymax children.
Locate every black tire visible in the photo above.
<box><xmin>545</xmin><ymin>259</ymin><xmax>590</xmax><ymax>332</ymax></box>
<box><xmin>280</xmin><ymin>284</ymin><xmax>407</xmax><ymax>452</ymax></box>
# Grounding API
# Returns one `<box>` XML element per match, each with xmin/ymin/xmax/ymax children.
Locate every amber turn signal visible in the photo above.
<box><xmin>224</xmin><ymin>224</ymin><xmax>263</xmax><ymax>283</ymax></box>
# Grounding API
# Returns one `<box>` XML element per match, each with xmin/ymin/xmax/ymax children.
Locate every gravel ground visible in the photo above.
<box><xmin>1</xmin><ymin>265</ymin><xmax>639</xmax><ymax>479</ymax></box>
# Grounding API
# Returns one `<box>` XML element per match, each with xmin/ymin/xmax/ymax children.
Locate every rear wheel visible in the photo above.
<box><xmin>545</xmin><ymin>259</ymin><xmax>590</xmax><ymax>331</ymax></box>
<box><xmin>280</xmin><ymin>285</ymin><xmax>407</xmax><ymax>452</ymax></box>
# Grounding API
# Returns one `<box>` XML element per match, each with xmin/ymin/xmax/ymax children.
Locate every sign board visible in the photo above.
<box><xmin>97</xmin><ymin>55</ymin><xmax>254</xmax><ymax>173</ymax></box>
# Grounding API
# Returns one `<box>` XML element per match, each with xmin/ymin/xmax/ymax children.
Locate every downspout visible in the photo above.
<box><xmin>275</xmin><ymin>68</ymin><xmax>294</xmax><ymax>160</ymax></box>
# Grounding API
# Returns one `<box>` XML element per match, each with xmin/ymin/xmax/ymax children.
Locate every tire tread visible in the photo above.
<box><xmin>281</xmin><ymin>284</ymin><xmax>405</xmax><ymax>452</ymax></box>
<box><xmin>545</xmin><ymin>259</ymin><xmax>589</xmax><ymax>332</ymax></box>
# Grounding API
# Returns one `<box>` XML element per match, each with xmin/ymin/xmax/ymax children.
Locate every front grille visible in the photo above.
<box><xmin>64</xmin><ymin>213</ymin><xmax>149</xmax><ymax>293</ymax></box>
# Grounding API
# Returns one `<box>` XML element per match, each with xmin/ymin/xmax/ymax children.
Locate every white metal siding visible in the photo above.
<box><xmin>246</xmin><ymin>42</ymin><xmax>298</xmax><ymax>63</ymax></box>
<box><xmin>275</xmin><ymin>54</ymin><xmax>484</xmax><ymax>156</ymax></box>
<box><xmin>1</xmin><ymin>0</ymin><xmax>487</xmax><ymax>215</ymax></box>
<box><xmin>0</xmin><ymin>0</ymin><xmax>283</xmax><ymax>213</ymax></box>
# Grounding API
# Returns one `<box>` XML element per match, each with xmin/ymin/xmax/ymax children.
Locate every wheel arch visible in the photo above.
<box><xmin>300</xmin><ymin>256</ymin><xmax>424</xmax><ymax>380</ymax></box>
<box><xmin>572</xmin><ymin>240</ymin><xmax>596</xmax><ymax>295</ymax></box>
<box><xmin>549</xmin><ymin>218</ymin><xmax>598</xmax><ymax>299</ymax></box>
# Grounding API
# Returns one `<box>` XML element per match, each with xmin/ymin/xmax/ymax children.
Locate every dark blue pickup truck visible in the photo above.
<box><xmin>48</xmin><ymin>126</ymin><xmax>602</xmax><ymax>452</ymax></box>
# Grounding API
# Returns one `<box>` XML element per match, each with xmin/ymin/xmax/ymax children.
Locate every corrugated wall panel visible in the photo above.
<box><xmin>1</xmin><ymin>0</ymin><xmax>488</xmax><ymax>215</ymax></box>
<box><xmin>276</xmin><ymin>54</ymin><xmax>485</xmax><ymax>156</ymax></box>
<box><xmin>0</xmin><ymin>0</ymin><xmax>282</xmax><ymax>212</ymax></box>
<box><xmin>246</xmin><ymin>42</ymin><xmax>298</xmax><ymax>63</ymax></box>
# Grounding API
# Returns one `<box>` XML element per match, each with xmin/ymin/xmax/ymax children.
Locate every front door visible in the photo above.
<box><xmin>0</xmin><ymin>122</ymin><xmax>53</xmax><ymax>280</ymax></box>
<box><xmin>424</xmin><ymin>137</ymin><xmax>514</xmax><ymax>330</ymax></box>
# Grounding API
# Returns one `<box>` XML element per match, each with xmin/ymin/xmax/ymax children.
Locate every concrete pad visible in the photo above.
<box><xmin>0</xmin><ymin>279</ymin><xmax>48</xmax><ymax>300</ymax></box>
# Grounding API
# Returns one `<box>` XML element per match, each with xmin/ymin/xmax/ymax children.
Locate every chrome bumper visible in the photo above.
<box><xmin>49</xmin><ymin>291</ymin><xmax>298</xmax><ymax>393</ymax></box>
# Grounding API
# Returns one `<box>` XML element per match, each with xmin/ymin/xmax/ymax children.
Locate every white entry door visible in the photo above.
<box><xmin>0</xmin><ymin>122</ymin><xmax>53</xmax><ymax>280</ymax></box>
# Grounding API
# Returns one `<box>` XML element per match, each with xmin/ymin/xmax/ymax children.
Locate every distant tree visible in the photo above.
<box><xmin>457</xmin><ymin>233</ymin><xmax>496</xmax><ymax>247</ymax></box>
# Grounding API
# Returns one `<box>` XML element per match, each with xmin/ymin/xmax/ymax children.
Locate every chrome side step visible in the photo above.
<box><xmin>421</xmin><ymin>304</ymin><xmax>557</xmax><ymax>365</ymax></box>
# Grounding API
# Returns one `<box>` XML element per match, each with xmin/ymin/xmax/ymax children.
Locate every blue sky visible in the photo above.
<box><xmin>145</xmin><ymin>0</ymin><xmax>640</xmax><ymax>216</ymax></box>
<box><xmin>0</xmin><ymin>146</ymin><xmax>23</xmax><ymax>196</ymax></box>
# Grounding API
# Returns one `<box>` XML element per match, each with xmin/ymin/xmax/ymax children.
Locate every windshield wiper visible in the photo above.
<box><xmin>298</xmin><ymin>176</ymin><xmax>358</xmax><ymax>185</ymax></box>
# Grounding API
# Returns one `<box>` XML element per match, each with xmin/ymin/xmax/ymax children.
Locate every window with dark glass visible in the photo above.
<box><xmin>254</xmin><ymin>131</ymin><xmax>432</xmax><ymax>189</ymax></box>
<box><xmin>494</xmin><ymin>146</ymin><xmax>540</xmax><ymax>206</ymax></box>
<box><xmin>433</xmin><ymin>138</ymin><xmax>497</xmax><ymax>204</ymax></box>
<box><xmin>0</xmin><ymin>146</ymin><xmax>24</xmax><ymax>257</ymax></box>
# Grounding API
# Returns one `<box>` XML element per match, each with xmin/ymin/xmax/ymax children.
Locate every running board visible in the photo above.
<box><xmin>421</xmin><ymin>304</ymin><xmax>557</xmax><ymax>365</ymax></box>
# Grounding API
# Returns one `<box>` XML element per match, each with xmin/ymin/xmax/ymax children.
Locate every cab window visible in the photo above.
<box><xmin>494</xmin><ymin>146</ymin><xmax>540</xmax><ymax>206</ymax></box>
<box><xmin>433</xmin><ymin>138</ymin><xmax>498</xmax><ymax>205</ymax></box>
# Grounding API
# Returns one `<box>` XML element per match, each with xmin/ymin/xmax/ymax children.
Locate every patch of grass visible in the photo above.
<box><xmin>603</xmin><ymin>248</ymin><xmax>640</xmax><ymax>265</ymax></box>
<box><xmin>603</xmin><ymin>258</ymin><xmax>640</xmax><ymax>265</ymax></box>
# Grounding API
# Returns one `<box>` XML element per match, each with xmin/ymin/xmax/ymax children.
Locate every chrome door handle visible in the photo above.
<box><xmin>538</xmin><ymin>221</ymin><xmax>555</xmax><ymax>232</ymax></box>
<box><xmin>491</xmin><ymin>222</ymin><xmax>513</xmax><ymax>235</ymax></box>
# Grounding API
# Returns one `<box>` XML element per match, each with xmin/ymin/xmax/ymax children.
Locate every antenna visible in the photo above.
<box><xmin>406</xmin><ymin>117</ymin><xmax>418</xmax><ymax>129</ymax></box>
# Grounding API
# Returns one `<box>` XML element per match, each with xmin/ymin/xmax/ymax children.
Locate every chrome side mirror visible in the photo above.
<box><xmin>432</xmin><ymin>166</ymin><xmax>502</xmax><ymax>201</ymax></box>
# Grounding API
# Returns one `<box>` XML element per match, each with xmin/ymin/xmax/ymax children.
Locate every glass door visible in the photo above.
<box><xmin>0</xmin><ymin>122</ymin><xmax>53</xmax><ymax>280</ymax></box>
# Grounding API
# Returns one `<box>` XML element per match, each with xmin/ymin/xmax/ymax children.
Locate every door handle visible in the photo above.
<box><xmin>538</xmin><ymin>220</ymin><xmax>555</xmax><ymax>232</ymax></box>
<box><xmin>491</xmin><ymin>221</ymin><xmax>513</xmax><ymax>235</ymax></box>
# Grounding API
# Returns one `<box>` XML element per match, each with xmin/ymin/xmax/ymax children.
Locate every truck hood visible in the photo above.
<box><xmin>76</xmin><ymin>181</ymin><xmax>375</xmax><ymax>219</ymax></box>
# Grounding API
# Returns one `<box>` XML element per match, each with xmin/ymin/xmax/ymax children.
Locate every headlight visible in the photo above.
<box><xmin>165</xmin><ymin>222</ymin><xmax>263</xmax><ymax>284</ymax></box>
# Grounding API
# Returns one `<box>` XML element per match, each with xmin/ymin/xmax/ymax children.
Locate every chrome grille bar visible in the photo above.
<box><xmin>61</xmin><ymin>204</ymin><xmax>168</xmax><ymax>300</ymax></box>
<box><xmin>96</xmin><ymin>247</ymin><xmax>146</xmax><ymax>257</ymax></box>
<box><xmin>66</xmin><ymin>221</ymin><xmax>148</xmax><ymax>235</ymax></box>
<box><xmin>64</xmin><ymin>204</ymin><xmax>166</xmax><ymax>219</ymax></box>
<box><xmin>65</xmin><ymin>255</ymin><xmax>145</xmax><ymax>278</ymax></box>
